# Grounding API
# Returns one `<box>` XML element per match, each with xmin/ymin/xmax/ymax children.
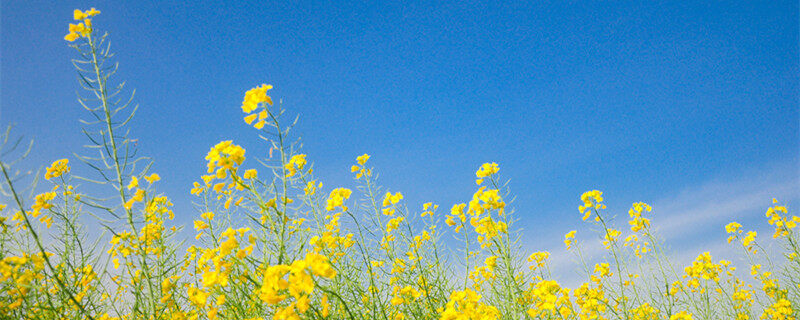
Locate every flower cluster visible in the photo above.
<box><xmin>44</xmin><ymin>159</ymin><xmax>70</xmax><ymax>180</ymax></box>
<box><xmin>683</xmin><ymin>252</ymin><xmax>722</xmax><ymax>289</ymax></box>
<box><xmin>726</xmin><ymin>221</ymin><xmax>758</xmax><ymax>253</ymax></box>
<box><xmin>475</xmin><ymin>162</ymin><xmax>499</xmax><ymax>185</ymax></box>
<box><xmin>0</xmin><ymin>253</ymin><xmax>47</xmax><ymax>312</ymax></box>
<box><xmin>242</xmin><ymin>84</ymin><xmax>274</xmax><ymax>129</ymax></box>
<box><xmin>627</xmin><ymin>202</ymin><xmax>651</xmax><ymax>232</ymax></box>
<box><xmin>64</xmin><ymin>8</ymin><xmax>99</xmax><ymax>41</ymax></box>
<box><xmin>284</xmin><ymin>154</ymin><xmax>307</xmax><ymax>177</ymax></box>
<box><xmin>525</xmin><ymin>280</ymin><xmax>572</xmax><ymax>318</ymax></box>
<box><xmin>579</xmin><ymin>190</ymin><xmax>605</xmax><ymax>221</ymax></box>
<box><xmin>351</xmin><ymin>153</ymin><xmax>371</xmax><ymax>179</ymax></box>
<box><xmin>257</xmin><ymin>252</ymin><xmax>336</xmax><ymax>318</ymax></box>
<box><xmin>325</xmin><ymin>188</ymin><xmax>352</xmax><ymax>211</ymax></box>
<box><xmin>765</xmin><ymin>198</ymin><xmax>799</xmax><ymax>239</ymax></box>
<box><xmin>205</xmin><ymin>140</ymin><xmax>246</xmax><ymax>178</ymax></box>
<box><xmin>439</xmin><ymin>289</ymin><xmax>499</xmax><ymax>320</ymax></box>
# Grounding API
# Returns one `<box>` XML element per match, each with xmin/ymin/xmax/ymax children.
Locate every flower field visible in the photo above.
<box><xmin>0</xmin><ymin>8</ymin><xmax>798</xmax><ymax>320</ymax></box>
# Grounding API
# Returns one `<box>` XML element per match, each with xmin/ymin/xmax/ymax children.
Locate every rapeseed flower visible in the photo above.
<box><xmin>44</xmin><ymin>159</ymin><xmax>70</xmax><ymax>180</ymax></box>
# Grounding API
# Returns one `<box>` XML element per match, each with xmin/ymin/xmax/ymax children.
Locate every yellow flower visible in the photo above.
<box><xmin>683</xmin><ymin>252</ymin><xmax>722</xmax><ymax>288</ymax></box>
<box><xmin>385</xmin><ymin>216</ymin><xmax>405</xmax><ymax>234</ymax></box>
<box><xmin>725</xmin><ymin>221</ymin><xmax>742</xmax><ymax>234</ymax></box>
<box><xmin>762</xmin><ymin>299</ymin><xmax>793</xmax><ymax>319</ymax></box>
<box><xmin>305</xmin><ymin>252</ymin><xmax>337</xmax><ymax>278</ymax></box>
<box><xmin>74</xmin><ymin>9</ymin><xmax>87</xmax><ymax>20</ymax></box>
<box><xmin>628</xmin><ymin>202</ymin><xmax>652</xmax><ymax>232</ymax></box>
<box><xmin>64</xmin><ymin>32</ymin><xmax>79</xmax><ymax>42</ymax></box>
<box><xmin>285</xmin><ymin>154</ymin><xmax>307</xmax><ymax>177</ymax></box>
<box><xmin>741</xmin><ymin>231</ymin><xmax>757</xmax><ymax>247</ymax></box>
<box><xmin>357</xmin><ymin>153</ymin><xmax>370</xmax><ymax>165</ymax></box>
<box><xmin>39</xmin><ymin>215</ymin><xmax>53</xmax><ymax>228</ymax></box>
<box><xmin>74</xmin><ymin>7</ymin><xmax>100</xmax><ymax>21</ymax></box>
<box><xmin>85</xmin><ymin>8</ymin><xmax>101</xmax><ymax>16</ymax></box>
<box><xmin>45</xmin><ymin>159</ymin><xmax>70</xmax><ymax>180</ymax></box>
<box><xmin>484</xmin><ymin>256</ymin><xmax>498</xmax><ymax>269</ymax></box>
<box><xmin>127</xmin><ymin>176</ymin><xmax>139</xmax><ymax>190</ymax></box>
<box><xmin>144</xmin><ymin>173</ymin><xmax>161</xmax><ymax>184</ymax></box>
<box><xmin>321</xmin><ymin>295</ymin><xmax>330</xmax><ymax>317</ymax></box>
<box><xmin>670</xmin><ymin>311</ymin><xmax>693</xmax><ymax>320</ymax></box>
<box><xmin>187</xmin><ymin>286</ymin><xmax>209</xmax><ymax>308</ymax></box>
<box><xmin>564</xmin><ymin>230</ymin><xmax>577</xmax><ymax>249</ymax></box>
<box><xmin>629</xmin><ymin>303</ymin><xmax>660</xmax><ymax>320</ymax></box>
<box><xmin>69</xmin><ymin>23</ymin><xmax>85</xmax><ymax>33</ymax></box>
<box><xmin>528</xmin><ymin>252</ymin><xmax>549</xmax><ymax>269</ymax></box>
<box><xmin>31</xmin><ymin>191</ymin><xmax>57</xmax><ymax>217</ymax></box>
<box><xmin>475</xmin><ymin>162</ymin><xmax>499</xmax><ymax>184</ymax></box>
<box><xmin>244</xmin><ymin>113</ymin><xmax>258</xmax><ymax>125</ymax></box>
<box><xmin>65</xmin><ymin>18</ymin><xmax>92</xmax><ymax>41</ymax></box>
<box><xmin>602</xmin><ymin>228</ymin><xmax>621</xmax><ymax>249</ymax></box>
<box><xmin>243</xmin><ymin>169</ymin><xmax>258</xmax><ymax>179</ymax></box>
<box><xmin>579</xmin><ymin>190</ymin><xmax>604</xmax><ymax>220</ymax></box>
<box><xmin>325</xmin><ymin>188</ymin><xmax>352</xmax><ymax>211</ymax></box>
<box><xmin>304</xmin><ymin>180</ymin><xmax>321</xmax><ymax>196</ymax></box>
<box><xmin>382</xmin><ymin>192</ymin><xmax>403</xmax><ymax>206</ymax></box>
<box><xmin>594</xmin><ymin>263</ymin><xmax>611</xmax><ymax>278</ymax></box>
<box><xmin>475</xmin><ymin>162</ymin><xmax>499</xmax><ymax>178</ymax></box>
<box><xmin>241</xmin><ymin>84</ymin><xmax>273</xmax><ymax>114</ymax></box>
<box><xmin>205</xmin><ymin>140</ymin><xmax>246</xmax><ymax>175</ymax></box>
<box><xmin>439</xmin><ymin>289</ymin><xmax>499</xmax><ymax>320</ymax></box>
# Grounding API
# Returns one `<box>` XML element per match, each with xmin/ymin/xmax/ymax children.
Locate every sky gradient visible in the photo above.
<box><xmin>2</xmin><ymin>1</ymin><xmax>798</xmax><ymax>280</ymax></box>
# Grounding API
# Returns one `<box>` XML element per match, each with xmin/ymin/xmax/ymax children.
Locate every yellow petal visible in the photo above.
<box><xmin>244</xmin><ymin>114</ymin><xmax>258</xmax><ymax>124</ymax></box>
<box><xmin>64</xmin><ymin>32</ymin><xmax>79</xmax><ymax>42</ymax></box>
<box><xmin>74</xmin><ymin>9</ymin><xmax>87</xmax><ymax>20</ymax></box>
<box><xmin>254</xmin><ymin>120</ymin><xmax>266</xmax><ymax>129</ymax></box>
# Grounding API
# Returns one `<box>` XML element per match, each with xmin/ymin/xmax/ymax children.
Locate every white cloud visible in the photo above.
<box><xmin>537</xmin><ymin>160</ymin><xmax>799</xmax><ymax>286</ymax></box>
<box><xmin>651</xmin><ymin>162</ymin><xmax>798</xmax><ymax>242</ymax></box>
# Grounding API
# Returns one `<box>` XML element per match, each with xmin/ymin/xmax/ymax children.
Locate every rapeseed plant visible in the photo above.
<box><xmin>0</xmin><ymin>8</ymin><xmax>797</xmax><ymax>320</ymax></box>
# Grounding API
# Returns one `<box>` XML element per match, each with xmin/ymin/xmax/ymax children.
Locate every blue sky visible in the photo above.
<box><xmin>2</xmin><ymin>1</ymin><xmax>798</xmax><ymax>277</ymax></box>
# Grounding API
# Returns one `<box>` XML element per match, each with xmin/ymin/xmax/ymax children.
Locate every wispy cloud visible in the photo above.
<box><xmin>651</xmin><ymin>162</ymin><xmax>798</xmax><ymax>243</ymax></box>
<box><xmin>539</xmin><ymin>160</ymin><xmax>799</xmax><ymax>286</ymax></box>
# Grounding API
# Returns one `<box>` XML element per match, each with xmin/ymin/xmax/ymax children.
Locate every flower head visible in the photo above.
<box><xmin>45</xmin><ymin>159</ymin><xmax>70</xmax><ymax>180</ymax></box>
<box><xmin>475</xmin><ymin>162</ymin><xmax>499</xmax><ymax>184</ymax></box>
<box><xmin>579</xmin><ymin>190</ymin><xmax>605</xmax><ymax>220</ymax></box>
<box><xmin>205</xmin><ymin>140</ymin><xmax>246</xmax><ymax>176</ymax></box>
<box><xmin>65</xmin><ymin>9</ymin><xmax>98</xmax><ymax>41</ymax></box>
<box><xmin>241</xmin><ymin>84</ymin><xmax>273</xmax><ymax>129</ymax></box>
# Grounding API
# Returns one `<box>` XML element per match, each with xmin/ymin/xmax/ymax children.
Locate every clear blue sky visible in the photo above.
<box><xmin>2</xmin><ymin>1</ymin><xmax>798</xmax><ymax>269</ymax></box>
